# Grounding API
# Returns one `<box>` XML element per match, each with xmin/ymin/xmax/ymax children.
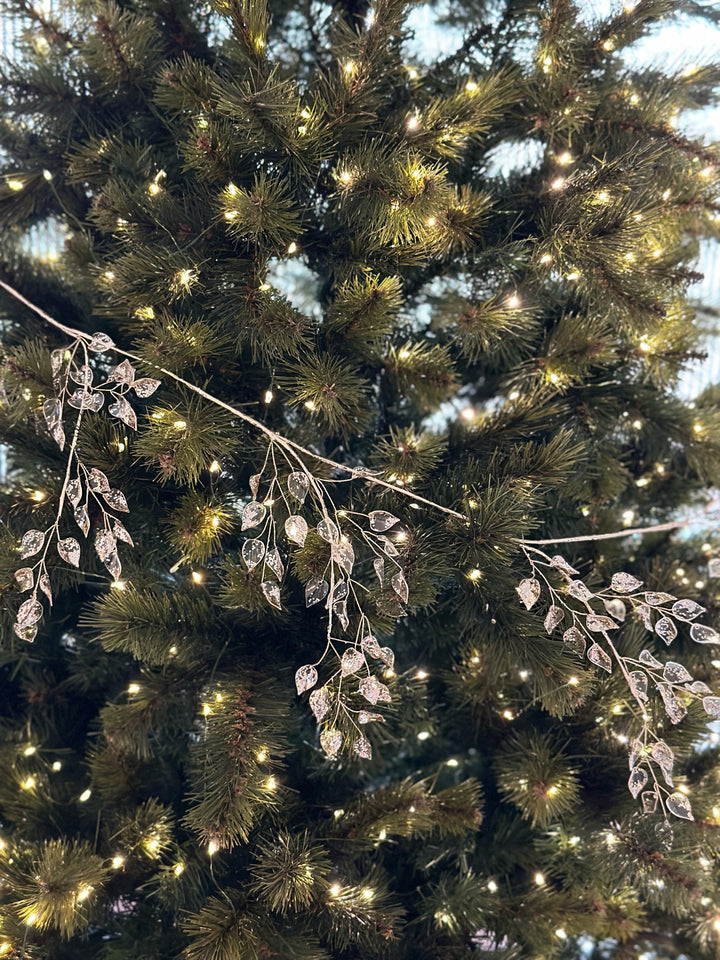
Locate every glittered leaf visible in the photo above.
<box><xmin>305</xmin><ymin>577</ymin><xmax>329</xmax><ymax>607</ymax></box>
<box><xmin>333</xmin><ymin>541</ymin><xmax>355</xmax><ymax>575</ymax></box>
<box><xmin>666</xmin><ymin>792</ymin><xmax>693</xmax><ymax>821</ymax></box>
<box><xmin>108</xmin><ymin>398</ymin><xmax>137</xmax><ymax>430</ymax></box>
<box><xmin>110</xmin><ymin>360</ymin><xmax>135</xmax><ymax>384</ymax></box>
<box><xmin>391</xmin><ymin>570</ymin><xmax>408</xmax><ymax>603</ymax></box>
<box><xmin>671</xmin><ymin>599</ymin><xmax>706</xmax><ymax>621</ymax></box>
<box><xmin>587</xmin><ymin>642</ymin><xmax>612</xmax><ymax>673</ymax></box>
<box><xmin>517</xmin><ymin>578</ymin><xmax>541</xmax><ymax>610</ymax></box>
<box><xmin>651</xmin><ymin>741</ymin><xmax>674</xmax><ymax>785</ymax></box>
<box><xmin>57</xmin><ymin>537</ymin><xmax>81</xmax><ymax>567</ymax></box>
<box><xmin>655</xmin><ymin>617</ymin><xmax>677</xmax><ymax>644</ymax></box>
<box><xmin>549</xmin><ymin>555</ymin><xmax>579</xmax><ymax>577</ymax></box>
<box><xmin>50</xmin><ymin>349</ymin><xmax>65</xmax><ymax>375</ymax></box>
<box><xmin>369</xmin><ymin>511</ymin><xmax>400</xmax><ymax>532</ymax></box>
<box><xmin>628</xmin><ymin>766</ymin><xmax>648</xmax><ymax>799</ymax></box>
<box><xmin>285</xmin><ymin>515</ymin><xmax>308</xmax><ymax>546</ymax></box>
<box><xmin>611</xmin><ymin>572</ymin><xmax>643</xmax><ymax>593</ymax></box>
<box><xmin>104</xmin><ymin>552</ymin><xmax>122</xmax><ymax>580</ymax></box>
<box><xmin>646</xmin><ymin>592</ymin><xmax>675</xmax><ymax>606</ymax></box>
<box><xmin>242</xmin><ymin>538</ymin><xmax>265</xmax><ymax>570</ymax></box>
<box><xmin>70</xmin><ymin>364</ymin><xmax>93</xmax><ymax>386</ymax></box>
<box><xmin>332</xmin><ymin>580</ymin><xmax>348</xmax><ymax>601</ymax></box>
<box><xmin>309</xmin><ymin>687</ymin><xmax>330</xmax><ymax>720</ymax></box>
<box><xmin>629</xmin><ymin>738</ymin><xmax>643</xmax><ymax>769</ymax></box>
<box><xmin>74</xmin><ymin>505</ymin><xmax>90</xmax><ymax>537</ymax></box>
<box><xmin>568</xmin><ymin>580</ymin><xmax>593</xmax><ymax>601</ymax></box>
<box><xmin>603</xmin><ymin>598</ymin><xmax>627</xmax><ymax>621</ymax></box>
<box><xmin>353</xmin><ymin>736</ymin><xmax>372</xmax><ymax>759</ymax></box>
<box><xmin>362</xmin><ymin>635</ymin><xmax>383</xmax><ymax>658</ymax></box>
<box><xmin>358</xmin><ymin>711</ymin><xmax>384</xmax><ymax>724</ymax></box>
<box><xmin>88</xmin><ymin>332</ymin><xmax>115</xmax><ymax>352</ymax></box>
<box><xmin>629</xmin><ymin>671</ymin><xmax>648</xmax><ymax>701</ymax></box>
<box><xmin>94</xmin><ymin>530</ymin><xmax>116</xmax><ymax>562</ymax></box>
<box><xmin>14</xmin><ymin>568</ymin><xmax>34</xmax><ymax>591</ymax></box>
<box><xmin>373</xmin><ymin>558</ymin><xmax>384</xmax><ymax>584</ymax></box>
<box><xmin>68</xmin><ymin>389</ymin><xmax>104</xmax><ymax>411</ymax></box>
<box><xmin>113</xmin><ymin>520</ymin><xmax>134</xmax><ymax>546</ymax></box>
<box><xmin>14</xmin><ymin>623</ymin><xmax>37</xmax><ymax>642</ymax></box>
<box><xmin>359</xmin><ymin>676</ymin><xmax>382</xmax><ymax>705</ymax></box>
<box><xmin>102</xmin><ymin>489</ymin><xmax>129</xmax><ymax>513</ymax></box>
<box><xmin>38</xmin><ymin>573</ymin><xmax>52</xmax><ymax>605</ymax></box>
<box><xmin>642</xmin><ymin>791</ymin><xmax>658</xmax><ymax>813</ymax></box>
<box><xmin>655</xmin><ymin>821</ymin><xmax>674</xmax><ymax>848</ymax></box>
<box><xmin>287</xmin><ymin>472</ymin><xmax>310</xmax><ymax>502</ymax></box>
<box><xmin>686</xmin><ymin>680</ymin><xmax>711</xmax><ymax>694</ymax></box>
<box><xmin>636</xmin><ymin>603</ymin><xmax>653</xmax><ymax>630</ymax></box>
<box><xmin>333</xmin><ymin>600</ymin><xmax>349</xmax><ymax>630</ymax></box>
<box><xmin>320</xmin><ymin>728</ymin><xmax>342</xmax><ymax>759</ymax></box>
<box><xmin>702</xmin><ymin>696</ymin><xmax>720</xmax><ymax>718</ymax></box>
<box><xmin>317</xmin><ymin>519</ymin><xmax>340</xmax><ymax>544</ymax></box>
<box><xmin>378</xmin><ymin>535</ymin><xmax>399</xmax><ymax>557</ymax></box>
<box><xmin>544</xmin><ymin>606</ymin><xmax>564</xmax><ymax>633</ymax></box>
<box><xmin>662</xmin><ymin>661</ymin><xmax>692</xmax><ymax>684</ymax></box>
<box><xmin>562</xmin><ymin>627</ymin><xmax>586</xmax><ymax>657</ymax></box>
<box><xmin>261</xmin><ymin>581</ymin><xmax>281</xmax><ymax>610</ymax></box>
<box><xmin>67</xmin><ymin>479</ymin><xmax>82</xmax><ymax>506</ymax></box>
<box><xmin>88</xmin><ymin>469</ymin><xmax>111</xmax><ymax>494</ymax></box>
<box><xmin>638</xmin><ymin>649</ymin><xmax>662</xmax><ymax>668</ymax></box>
<box><xmin>50</xmin><ymin>422</ymin><xmax>65</xmax><ymax>450</ymax></box>
<box><xmin>242</xmin><ymin>500</ymin><xmax>267</xmax><ymax>531</ymax></box>
<box><xmin>340</xmin><ymin>648</ymin><xmax>365</xmax><ymax>676</ymax></box>
<box><xmin>17</xmin><ymin>597</ymin><xmax>43</xmax><ymax>626</ymax></box>
<box><xmin>43</xmin><ymin>397</ymin><xmax>62</xmax><ymax>428</ymax></box>
<box><xmin>586</xmin><ymin>615</ymin><xmax>618</xmax><ymax>632</ymax></box>
<box><xmin>295</xmin><ymin>664</ymin><xmax>318</xmax><ymax>695</ymax></box>
<box><xmin>249</xmin><ymin>474</ymin><xmax>261</xmax><ymax>497</ymax></box>
<box><xmin>20</xmin><ymin>529</ymin><xmax>45</xmax><ymax>558</ymax></box>
<box><xmin>658</xmin><ymin>684</ymin><xmax>686</xmax><ymax>724</ymax></box>
<box><xmin>133</xmin><ymin>378</ymin><xmax>161</xmax><ymax>398</ymax></box>
<box><xmin>690</xmin><ymin>623</ymin><xmax>720</xmax><ymax>644</ymax></box>
<box><xmin>265</xmin><ymin>547</ymin><xmax>284</xmax><ymax>580</ymax></box>
<box><xmin>379</xmin><ymin>647</ymin><xmax>394</xmax><ymax>669</ymax></box>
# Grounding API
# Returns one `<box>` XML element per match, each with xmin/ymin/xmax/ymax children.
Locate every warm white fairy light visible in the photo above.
<box><xmin>507</xmin><ymin>294</ymin><xmax>521</xmax><ymax>308</ymax></box>
<box><xmin>207</xmin><ymin>841</ymin><xmax>218</xmax><ymax>856</ymax></box>
<box><xmin>173</xmin><ymin>862</ymin><xmax>185</xmax><ymax>876</ymax></box>
<box><xmin>557</xmin><ymin>152</ymin><xmax>572</xmax><ymax>165</ymax></box>
<box><xmin>555</xmin><ymin>929</ymin><xmax>567</xmax><ymax>940</ymax></box>
<box><xmin>8</xmin><ymin>179</ymin><xmax>24</xmax><ymax>191</ymax></box>
<box><xmin>263</xmin><ymin>389</ymin><xmax>274</xmax><ymax>403</ymax></box>
<box><xmin>112</xmin><ymin>856</ymin><xmax>125</xmax><ymax>869</ymax></box>
<box><xmin>550</xmin><ymin>177</ymin><xmax>566</xmax><ymax>190</ymax></box>
<box><xmin>417</xmin><ymin>730</ymin><xmax>431</xmax><ymax>740</ymax></box>
<box><xmin>128</xmin><ymin>683</ymin><xmax>140</xmax><ymax>694</ymax></box>
<box><xmin>465</xmin><ymin>78</ymin><xmax>478</xmax><ymax>93</ymax></box>
<box><xmin>361</xmin><ymin>887</ymin><xmax>375</xmax><ymax>900</ymax></box>
<box><xmin>23</xmin><ymin>745</ymin><xmax>36</xmax><ymax>756</ymax></box>
<box><xmin>329</xmin><ymin>883</ymin><xmax>342</xmax><ymax>897</ymax></box>
<box><xmin>416</xmin><ymin>669</ymin><xmax>428</xmax><ymax>680</ymax></box>
<box><xmin>534</xmin><ymin>872</ymin><xmax>545</xmax><ymax>885</ymax></box>
<box><xmin>52</xmin><ymin>760</ymin><xmax>62</xmax><ymax>771</ymax></box>
<box><xmin>487</xmin><ymin>880</ymin><xmax>498</xmax><ymax>892</ymax></box>
<box><xmin>79</xmin><ymin>788</ymin><xmax>92</xmax><ymax>802</ymax></box>
<box><xmin>266</xmin><ymin>776</ymin><xmax>277</xmax><ymax>790</ymax></box>
<box><xmin>22</xmin><ymin>776</ymin><xmax>36</xmax><ymax>790</ymax></box>
<box><xmin>539</xmin><ymin>253</ymin><xmax>552</xmax><ymax>264</ymax></box>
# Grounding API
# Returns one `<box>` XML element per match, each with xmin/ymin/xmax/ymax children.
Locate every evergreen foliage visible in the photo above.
<box><xmin>0</xmin><ymin>0</ymin><xmax>718</xmax><ymax>956</ymax></box>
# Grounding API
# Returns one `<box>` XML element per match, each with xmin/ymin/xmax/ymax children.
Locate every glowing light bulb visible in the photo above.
<box><xmin>169</xmin><ymin>646</ymin><xmax>177</xmax><ymax>655</ymax></box>
<box><xmin>25</xmin><ymin>913</ymin><xmax>38</xmax><ymax>926</ymax></box>
<box><xmin>539</xmin><ymin>253</ymin><xmax>552</xmax><ymax>264</ymax></box>
<box><xmin>209</xmin><ymin>460</ymin><xmax>221</xmax><ymax>473</ymax></box>
<box><xmin>465</xmin><ymin>79</ymin><xmax>478</xmax><ymax>92</ymax></box>
<box><xmin>256</xmin><ymin>749</ymin><xmax>267</xmax><ymax>762</ymax></box>
<box><xmin>557</xmin><ymin>151</ymin><xmax>572</xmax><ymax>165</ymax></box>
<box><xmin>79</xmin><ymin>788</ymin><xmax>92</xmax><ymax>802</ymax></box>
<box><xmin>266</xmin><ymin>777</ymin><xmax>277</xmax><ymax>790</ymax></box>
<box><xmin>416</xmin><ymin>670</ymin><xmax>428</xmax><ymax>680</ymax></box>
<box><xmin>417</xmin><ymin>730</ymin><xmax>431</xmax><ymax>741</ymax></box>
<box><xmin>555</xmin><ymin>928</ymin><xmax>567</xmax><ymax>940</ymax></box>
<box><xmin>227</xmin><ymin>183</ymin><xmax>238</xmax><ymax>196</ymax></box>
<box><xmin>487</xmin><ymin>880</ymin><xmax>498</xmax><ymax>892</ymax></box>
<box><xmin>446</xmin><ymin>758</ymin><xmax>459</xmax><ymax>767</ymax></box>
<box><xmin>224</xmin><ymin>210</ymin><xmax>237</xmax><ymax>220</ymax></box>
<box><xmin>22</xmin><ymin>777</ymin><xmax>36</xmax><ymax>790</ymax></box>
<box><xmin>263</xmin><ymin>389</ymin><xmax>274</xmax><ymax>404</ymax></box>
<box><xmin>52</xmin><ymin>761</ymin><xmax>62</xmax><ymax>771</ymax></box>
<box><xmin>304</xmin><ymin>400</ymin><xmax>316</xmax><ymax>411</ymax></box>
<box><xmin>534</xmin><ymin>872</ymin><xmax>545</xmax><ymax>886</ymax></box>
<box><xmin>550</xmin><ymin>177</ymin><xmax>566</xmax><ymax>190</ymax></box>
<box><xmin>208</xmin><ymin>841</ymin><xmax>218</xmax><ymax>856</ymax></box>
<box><xmin>361</xmin><ymin>887</ymin><xmax>374</xmax><ymax>900</ymax></box>
<box><xmin>77</xmin><ymin>886</ymin><xmax>92</xmax><ymax>901</ymax></box>
<box><xmin>502</xmin><ymin>709</ymin><xmax>514</xmax><ymax>720</ymax></box>
<box><xmin>111</xmin><ymin>580</ymin><xmax>126</xmax><ymax>590</ymax></box>
<box><xmin>287</xmin><ymin>241</ymin><xmax>298</xmax><ymax>254</ymax></box>
<box><xmin>566</xmin><ymin>271</ymin><xmax>580</xmax><ymax>280</ymax></box>
<box><xmin>8</xmin><ymin>179</ymin><xmax>24</xmax><ymax>191</ymax></box>
<box><xmin>23</xmin><ymin>745</ymin><xmax>36</xmax><ymax>756</ymax></box>
<box><xmin>112</xmin><ymin>856</ymin><xmax>125</xmax><ymax>869</ymax></box>
<box><xmin>128</xmin><ymin>683</ymin><xmax>140</xmax><ymax>694</ymax></box>
<box><xmin>174</xmin><ymin>863</ymin><xmax>185</xmax><ymax>876</ymax></box>
<box><xmin>426</xmin><ymin>216</ymin><xmax>437</xmax><ymax>227</ymax></box>
<box><xmin>330</xmin><ymin>883</ymin><xmax>341</xmax><ymax>897</ymax></box>
<box><xmin>507</xmin><ymin>294</ymin><xmax>521</xmax><ymax>308</ymax></box>
<box><xmin>344</xmin><ymin>60</ymin><xmax>356</xmax><ymax>74</ymax></box>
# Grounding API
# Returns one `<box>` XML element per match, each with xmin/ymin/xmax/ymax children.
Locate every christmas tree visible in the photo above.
<box><xmin>0</xmin><ymin>0</ymin><xmax>719</xmax><ymax>955</ymax></box>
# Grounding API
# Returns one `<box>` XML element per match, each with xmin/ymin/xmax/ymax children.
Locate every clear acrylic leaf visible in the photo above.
<box><xmin>108</xmin><ymin>398</ymin><xmax>137</xmax><ymax>430</ymax></box>
<box><xmin>655</xmin><ymin>821</ymin><xmax>673</xmax><ymax>849</ymax></box>
<box><xmin>666</xmin><ymin>792</ymin><xmax>694</xmax><ymax>821</ymax></box>
<box><xmin>603</xmin><ymin>598</ymin><xmax>627</xmax><ymax>621</ymax></box>
<box><xmin>568</xmin><ymin>580</ymin><xmax>593</xmax><ymax>601</ymax></box>
<box><xmin>88</xmin><ymin>469</ymin><xmax>111</xmax><ymax>493</ymax></box>
<box><xmin>662</xmin><ymin>661</ymin><xmax>692</xmax><ymax>684</ymax></box>
<box><xmin>242</xmin><ymin>538</ymin><xmax>265</xmax><ymax>570</ymax></box>
<box><xmin>636</xmin><ymin>603</ymin><xmax>653</xmax><ymax>630</ymax></box>
<box><xmin>20</xmin><ymin>529</ymin><xmax>45</xmax><ymax>558</ymax></box>
<box><xmin>67</xmin><ymin>479</ymin><xmax>82</xmax><ymax>506</ymax></box>
<box><xmin>265</xmin><ymin>547</ymin><xmax>284</xmax><ymax>580</ymax></box>
<box><xmin>369</xmin><ymin>511</ymin><xmax>400</xmax><ymax>532</ymax></box>
<box><xmin>332</xmin><ymin>580</ymin><xmax>348</xmax><ymax>601</ymax></box>
<box><xmin>333</xmin><ymin>600</ymin><xmax>349</xmax><ymax>630</ymax></box>
<box><xmin>14</xmin><ymin>622</ymin><xmax>37</xmax><ymax>642</ymax></box>
<box><xmin>358</xmin><ymin>711</ymin><xmax>384</xmax><ymax>724</ymax></box>
<box><xmin>651</xmin><ymin>741</ymin><xmax>674</xmax><ymax>786</ymax></box>
<box><xmin>642</xmin><ymin>791</ymin><xmax>658</xmax><ymax>814</ymax></box>
<box><xmin>113</xmin><ymin>519</ymin><xmax>134</xmax><ymax>546</ymax></box>
<box><xmin>702</xmin><ymin>696</ymin><xmax>720</xmax><ymax>718</ymax></box>
<box><xmin>88</xmin><ymin>332</ymin><xmax>115</xmax><ymax>352</ymax></box>
<box><xmin>14</xmin><ymin>568</ymin><xmax>34</xmax><ymax>591</ymax></box>
<box><xmin>587</xmin><ymin>642</ymin><xmax>612</xmax><ymax>673</ymax></box>
<box><xmin>102</xmin><ymin>489</ymin><xmax>129</xmax><ymax>513</ymax></box>
<box><xmin>628</xmin><ymin>766</ymin><xmax>648</xmax><ymax>799</ymax></box>
<box><xmin>309</xmin><ymin>687</ymin><xmax>330</xmax><ymax>721</ymax></box>
<box><xmin>638</xmin><ymin>649</ymin><xmax>662</xmax><ymax>669</ymax></box>
<box><xmin>690</xmin><ymin>623</ymin><xmax>720</xmax><ymax>645</ymax></box>
<box><xmin>629</xmin><ymin>738</ymin><xmax>643</xmax><ymax>769</ymax></box>
<box><xmin>285</xmin><ymin>515</ymin><xmax>308</xmax><ymax>546</ymax></box>
<box><xmin>333</xmin><ymin>541</ymin><xmax>355</xmax><ymax>575</ymax></box>
<box><xmin>686</xmin><ymin>680</ymin><xmax>711</xmax><ymax>694</ymax></box>
<box><xmin>655</xmin><ymin>617</ymin><xmax>677</xmax><ymax>644</ymax></box>
<box><xmin>17</xmin><ymin>597</ymin><xmax>43</xmax><ymax>626</ymax></box>
<box><xmin>562</xmin><ymin>626</ymin><xmax>586</xmax><ymax>657</ymax></box>
<box><xmin>517</xmin><ymin>578</ymin><xmax>541</xmax><ymax>610</ymax></box>
<box><xmin>708</xmin><ymin>557</ymin><xmax>720</xmax><ymax>578</ymax></box>
<box><xmin>378</xmin><ymin>535</ymin><xmax>399</xmax><ymax>557</ymax></box>
<box><xmin>43</xmin><ymin>397</ymin><xmax>62</xmax><ymax>428</ymax></box>
<box><xmin>658</xmin><ymin>683</ymin><xmax>687</xmax><ymax>724</ymax></box>
<box><xmin>261</xmin><ymin>581</ymin><xmax>281</xmax><ymax>610</ymax></box>
<box><xmin>362</xmin><ymin>635</ymin><xmax>383</xmax><ymax>659</ymax></box>
<box><xmin>50</xmin><ymin>422</ymin><xmax>65</xmax><ymax>450</ymax></box>
<box><xmin>287</xmin><ymin>472</ymin><xmax>310</xmax><ymax>502</ymax></box>
<box><xmin>391</xmin><ymin>570</ymin><xmax>409</xmax><ymax>603</ymax></box>
<box><xmin>111</xmin><ymin>359</ymin><xmax>135</xmax><ymax>384</ymax></box>
<box><xmin>74</xmin><ymin>505</ymin><xmax>90</xmax><ymax>537</ymax></box>
<box><xmin>646</xmin><ymin>592</ymin><xmax>675</xmax><ymax>606</ymax></box>
<box><xmin>549</xmin><ymin>555</ymin><xmax>579</xmax><ymax>577</ymax></box>
<box><xmin>94</xmin><ymin>530</ymin><xmax>116</xmax><ymax>562</ymax></box>
<box><xmin>358</xmin><ymin>676</ymin><xmax>384</xmax><ymax>705</ymax></box>
<box><xmin>133</xmin><ymin>378</ymin><xmax>161</xmax><ymax>398</ymax></box>
<box><xmin>249</xmin><ymin>474</ymin><xmax>261</xmax><ymax>497</ymax></box>
<box><xmin>378</xmin><ymin>647</ymin><xmax>394</xmax><ymax>669</ymax></box>
<box><xmin>317</xmin><ymin>519</ymin><xmax>340</xmax><ymax>544</ymax></box>
<box><xmin>629</xmin><ymin>671</ymin><xmax>648</xmax><ymax>702</ymax></box>
<box><xmin>544</xmin><ymin>605</ymin><xmax>564</xmax><ymax>633</ymax></box>
<box><xmin>305</xmin><ymin>577</ymin><xmax>329</xmax><ymax>607</ymax></box>
<box><xmin>38</xmin><ymin>573</ymin><xmax>52</xmax><ymax>605</ymax></box>
<box><xmin>70</xmin><ymin>363</ymin><xmax>93</xmax><ymax>386</ymax></box>
<box><xmin>57</xmin><ymin>537</ymin><xmax>81</xmax><ymax>567</ymax></box>
<box><xmin>242</xmin><ymin>501</ymin><xmax>266</xmax><ymax>530</ymax></box>
<box><xmin>341</xmin><ymin>648</ymin><xmax>365</xmax><ymax>676</ymax></box>
<box><xmin>611</xmin><ymin>572</ymin><xmax>643</xmax><ymax>593</ymax></box>
<box><xmin>373</xmin><ymin>558</ymin><xmax>384</xmax><ymax>584</ymax></box>
<box><xmin>295</xmin><ymin>664</ymin><xmax>318</xmax><ymax>695</ymax></box>
<box><xmin>50</xmin><ymin>348</ymin><xmax>65</xmax><ymax>375</ymax></box>
<box><xmin>319</xmin><ymin>728</ymin><xmax>342</xmax><ymax>759</ymax></box>
<box><xmin>671</xmin><ymin>599</ymin><xmax>706</xmax><ymax>621</ymax></box>
<box><xmin>68</xmin><ymin>389</ymin><xmax>104</xmax><ymax>412</ymax></box>
<box><xmin>353</xmin><ymin>736</ymin><xmax>372</xmax><ymax>759</ymax></box>
<box><xmin>104</xmin><ymin>551</ymin><xmax>122</xmax><ymax>579</ymax></box>
<box><xmin>586</xmin><ymin>615</ymin><xmax>619</xmax><ymax>632</ymax></box>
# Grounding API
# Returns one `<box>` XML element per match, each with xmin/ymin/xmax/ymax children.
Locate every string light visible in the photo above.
<box><xmin>446</xmin><ymin>758</ymin><xmax>459</xmax><ymax>767</ymax></box>
<box><xmin>111</xmin><ymin>580</ymin><xmax>126</xmax><ymax>590</ymax></box>
<box><xmin>460</xmin><ymin>406</ymin><xmax>475</xmax><ymax>421</ymax></box>
<box><xmin>555</xmin><ymin>929</ymin><xmax>567</xmax><ymax>940</ymax></box>
<box><xmin>112</xmin><ymin>856</ymin><xmax>125</xmax><ymax>869</ymax></box>
<box><xmin>416</xmin><ymin>670</ymin><xmax>428</xmax><ymax>680</ymax></box>
<box><xmin>203</xmin><ymin>703</ymin><xmax>211</xmax><ymax>716</ymax></box>
<box><xmin>263</xmin><ymin>389</ymin><xmax>273</xmax><ymax>403</ymax></box>
<box><xmin>507</xmin><ymin>294</ymin><xmax>521</xmax><ymax>308</ymax></box>
<box><xmin>465</xmin><ymin>79</ymin><xmax>478</xmax><ymax>93</ymax></box>
<box><xmin>22</xmin><ymin>776</ymin><xmax>36</xmax><ymax>790</ymax></box>
<box><xmin>417</xmin><ymin>730</ymin><xmax>431</xmax><ymax>740</ymax></box>
<box><xmin>79</xmin><ymin>788</ymin><xmax>92</xmax><ymax>802</ymax></box>
<box><xmin>128</xmin><ymin>683</ymin><xmax>140</xmax><ymax>694</ymax></box>
<box><xmin>539</xmin><ymin>253</ymin><xmax>552</xmax><ymax>264</ymax></box>
<box><xmin>256</xmin><ymin>749</ymin><xmax>267</xmax><ymax>762</ymax></box>
<box><xmin>8</xmin><ymin>179</ymin><xmax>24</xmax><ymax>191</ymax></box>
<box><xmin>207</xmin><ymin>841</ymin><xmax>218</xmax><ymax>856</ymax></box>
<box><xmin>77</xmin><ymin>886</ymin><xmax>92</xmax><ymax>902</ymax></box>
<box><xmin>329</xmin><ymin>883</ymin><xmax>342</xmax><ymax>897</ymax></box>
<box><xmin>361</xmin><ymin>887</ymin><xmax>374</xmax><ymax>900</ymax></box>
<box><xmin>25</xmin><ymin>913</ymin><xmax>38</xmax><ymax>926</ymax></box>
<box><xmin>557</xmin><ymin>151</ymin><xmax>572</xmax><ymax>165</ymax></box>
<box><xmin>406</xmin><ymin>114</ymin><xmax>420</xmax><ymax>131</ymax></box>
<box><xmin>534</xmin><ymin>872</ymin><xmax>545</xmax><ymax>886</ymax></box>
<box><xmin>209</xmin><ymin>460</ymin><xmax>221</xmax><ymax>473</ymax></box>
<box><xmin>23</xmin><ymin>745</ymin><xmax>36</xmax><ymax>756</ymax></box>
<box><xmin>266</xmin><ymin>776</ymin><xmax>277</xmax><ymax>790</ymax></box>
<box><xmin>550</xmin><ymin>177</ymin><xmax>566</xmax><ymax>190</ymax></box>
<box><xmin>487</xmin><ymin>880</ymin><xmax>498</xmax><ymax>892</ymax></box>
<box><xmin>174</xmin><ymin>862</ymin><xmax>185</xmax><ymax>876</ymax></box>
